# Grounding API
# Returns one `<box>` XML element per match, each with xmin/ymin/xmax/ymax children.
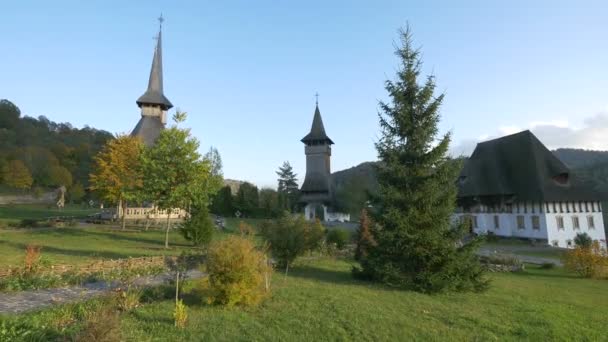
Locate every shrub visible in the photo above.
<box><xmin>540</xmin><ymin>262</ymin><xmax>555</xmax><ymax>269</ymax></box>
<box><xmin>326</xmin><ymin>228</ymin><xmax>351</xmax><ymax>250</ymax></box>
<box><xmin>563</xmin><ymin>242</ymin><xmax>608</xmax><ymax>278</ymax></box>
<box><xmin>238</xmin><ymin>221</ymin><xmax>255</xmax><ymax>236</ymax></box>
<box><xmin>201</xmin><ymin>236</ymin><xmax>272</xmax><ymax>307</ymax></box>
<box><xmin>179</xmin><ymin>207</ymin><xmax>214</xmax><ymax>247</ymax></box>
<box><xmin>19</xmin><ymin>218</ymin><xmax>39</xmax><ymax>228</ymax></box>
<box><xmin>355</xmin><ymin>209</ymin><xmax>376</xmax><ymax>262</ymax></box>
<box><xmin>479</xmin><ymin>254</ymin><xmax>522</xmax><ymax>267</ymax></box>
<box><xmin>574</xmin><ymin>232</ymin><xmax>593</xmax><ymax>248</ymax></box>
<box><xmin>259</xmin><ymin>214</ymin><xmax>322</xmax><ymax>273</ymax></box>
<box><xmin>174</xmin><ymin>299</ymin><xmax>188</xmax><ymax>329</ymax></box>
<box><xmin>114</xmin><ymin>288</ymin><xmax>141</xmax><ymax>311</ymax></box>
<box><xmin>305</xmin><ymin>219</ymin><xmax>326</xmax><ymax>251</ymax></box>
<box><xmin>74</xmin><ymin>306</ymin><xmax>122</xmax><ymax>342</ymax></box>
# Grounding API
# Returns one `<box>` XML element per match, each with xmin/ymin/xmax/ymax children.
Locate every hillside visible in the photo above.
<box><xmin>553</xmin><ymin>148</ymin><xmax>608</xmax><ymax>169</ymax></box>
<box><xmin>0</xmin><ymin>99</ymin><xmax>113</xmax><ymax>198</ymax></box>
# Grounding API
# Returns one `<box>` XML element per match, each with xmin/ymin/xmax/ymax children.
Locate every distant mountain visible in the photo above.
<box><xmin>330</xmin><ymin>162</ymin><xmax>379</xmax><ymax>219</ymax></box>
<box><xmin>223</xmin><ymin>179</ymin><xmax>245</xmax><ymax>195</ymax></box>
<box><xmin>553</xmin><ymin>148</ymin><xmax>608</xmax><ymax>169</ymax></box>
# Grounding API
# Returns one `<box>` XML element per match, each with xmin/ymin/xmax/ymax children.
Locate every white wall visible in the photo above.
<box><xmin>455</xmin><ymin>201</ymin><xmax>607</xmax><ymax>248</ymax></box>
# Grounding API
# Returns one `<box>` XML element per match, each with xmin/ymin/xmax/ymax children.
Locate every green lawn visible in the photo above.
<box><xmin>0</xmin><ymin>218</ymin><xmax>264</xmax><ymax>268</ymax></box>
<box><xmin>5</xmin><ymin>257</ymin><xmax>608</xmax><ymax>341</ymax></box>
<box><xmin>0</xmin><ymin>204</ymin><xmax>98</xmax><ymax>223</ymax></box>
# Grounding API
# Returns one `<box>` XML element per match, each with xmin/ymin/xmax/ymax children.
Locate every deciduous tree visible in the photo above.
<box><xmin>2</xmin><ymin>160</ymin><xmax>33</xmax><ymax>190</ymax></box>
<box><xmin>89</xmin><ymin>134</ymin><xmax>144</xmax><ymax>230</ymax></box>
<box><xmin>141</xmin><ymin>111</ymin><xmax>219</xmax><ymax>248</ymax></box>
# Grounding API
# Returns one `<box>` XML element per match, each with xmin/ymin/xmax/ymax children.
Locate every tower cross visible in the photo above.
<box><xmin>315</xmin><ymin>92</ymin><xmax>319</xmax><ymax>105</ymax></box>
<box><xmin>158</xmin><ymin>14</ymin><xmax>164</xmax><ymax>29</ymax></box>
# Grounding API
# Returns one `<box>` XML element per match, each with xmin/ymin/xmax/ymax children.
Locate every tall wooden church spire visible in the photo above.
<box><xmin>131</xmin><ymin>15</ymin><xmax>172</xmax><ymax>147</ymax></box>
<box><xmin>136</xmin><ymin>14</ymin><xmax>173</xmax><ymax>110</ymax></box>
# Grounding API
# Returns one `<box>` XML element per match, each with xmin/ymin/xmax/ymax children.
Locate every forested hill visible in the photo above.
<box><xmin>553</xmin><ymin>148</ymin><xmax>608</xmax><ymax>169</ymax></box>
<box><xmin>0</xmin><ymin>99</ymin><xmax>113</xmax><ymax>195</ymax></box>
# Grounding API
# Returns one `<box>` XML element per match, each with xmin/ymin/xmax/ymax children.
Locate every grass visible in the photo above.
<box><xmin>0</xmin><ymin>204</ymin><xmax>98</xmax><ymax>223</ymax></box>
<box><xmin>4</xmin><ymin>257</ymin><xmax>608</xmax><ymax>341</ymax></box>
<box><xmin>0</xmin><ymin>218</ymin><xmax>265</xmax><ymax>268</ymax></box>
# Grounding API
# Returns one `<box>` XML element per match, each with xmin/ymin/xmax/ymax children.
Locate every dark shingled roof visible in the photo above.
<box><xmin>131</xmin><ymin>116</ymin><xmax>164</xmax><ymax>147</ymax></box>
<box><xmin>301</xmin><ymin>105</ymin><xmax>334</xmax><ymax>145</ymax></box>
<box><xmin>136</xmin><ymin>30</ymin><xmax>173</xmax><ymax>110</ymax></box>
<box><xmin>301</xmin><ymin>171</ymin><xmax>330</xmax><ymax>194</ymax></box>
<box><xmin>458</xmin><ymin>130</ymin><xmax>599</xmax><ymax>202</ymax></box>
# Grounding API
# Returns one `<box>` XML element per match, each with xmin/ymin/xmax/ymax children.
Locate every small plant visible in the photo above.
<box><xmin>238</xmin><ymin>221</ymin><xmax>255</xmax><ymax>236</ymax></box>
<box><xmin>563</xmin><ymin>241</ymin><xmax>608</xmax><ymax>278</ymax></box>
<box><xmin>114</xmin><ymin>288</ymin><xmax>141</xmax><ymax>311</ymax></box>
<box><xmin>24</xmin><ymin>244</ymin><xmax>42</xmax><ymax>273</ymax></box>
<box><xmin>174</xmin><ymin>299</ymin><xmax>188</xmax><ymax>329</ymax></box>
<box><xmin>326</xmin><ymin>228</ymin><xmax>351</xmax><ymax>250</ymax></box>
<box><xmin>200</xmin><ymin>236</ymin><xmax>272</xmax><ymax>307</ymax></box>
<box><xmin>74</xmin><ymin>306</ymin><xmax>123</xmax><ymax>342</ymax></box>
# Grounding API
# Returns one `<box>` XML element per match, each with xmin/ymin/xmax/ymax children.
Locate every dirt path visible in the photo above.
<box><xmin>0</xmin><ymin>270</ymin><xmax>203</xmax><ymax>315</ymax></box>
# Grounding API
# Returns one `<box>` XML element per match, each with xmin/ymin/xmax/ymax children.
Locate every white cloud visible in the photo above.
<box><xmin>451</xmin><ymin>111</ymin><xmax>608</xmax><ymax>156</ymax></box>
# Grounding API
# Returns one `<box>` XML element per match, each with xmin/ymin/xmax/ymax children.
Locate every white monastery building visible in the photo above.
<box><xmin>455</xmin><ymin>130</ymin><xmax>606</xmax><ymax>248</ymax></box>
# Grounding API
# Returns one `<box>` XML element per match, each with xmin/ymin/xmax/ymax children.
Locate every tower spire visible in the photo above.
<box><xmin>136</xmin><ymin>15</ymin><xmax>173</xmax><ymax>110</ymax></box>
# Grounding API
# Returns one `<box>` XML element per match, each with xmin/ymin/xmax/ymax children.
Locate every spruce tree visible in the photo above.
<box><xmin>356</xmin><ymin>26</ymin><xmax>487</xmax><ymax>293</ymax></box>
<box><xmin>276</xmin><ymin>161</ymin><xmax>299</xmax><ymax>212</ymax></box>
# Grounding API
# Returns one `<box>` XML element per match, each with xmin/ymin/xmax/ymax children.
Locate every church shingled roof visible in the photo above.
<box><xmin>301</xmin><ymin>105</ymin><xmax>334</xmax><ymax>145</ymax></box>
<box><xmin>136</xmin><ymin>30</ymin><xmax>173</xmax><ymax>110</ymax></box>
<box><xmin>458</xmin><ymin>130</ymin><xmax>599</xmax><ymax>202</ymax></box>
<box><xmin>131</xmin><ymin>116</ymin><xmax>164</xmax><ymax>147</ymax></box>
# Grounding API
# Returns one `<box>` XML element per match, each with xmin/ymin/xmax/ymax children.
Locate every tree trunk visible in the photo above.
<box><xmin>285</xmin><ymin>262</ymin><xmax>289</xmax><ymax>276</ymax></box>
<box><xmin>121</xmin><ymin>200</ymin><xmax>127</xmax><ymax>230</ymax></box>
<box><xmin>165</xmin><ymin>210</ymin><xmax>171</xmax><ymax>249</ymax></box>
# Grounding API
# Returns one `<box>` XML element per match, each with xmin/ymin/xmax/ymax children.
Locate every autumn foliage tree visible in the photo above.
<box><xmin>2</xmin><ymin>160</ymin><xmax>33</xmax><ymax>190</ymax></box>
<box><xmin>354</xmin><ymin>208</ymin><xmax>376</xmax><ymax>262</ymax></box>
<box><xmin>89</xmin><ymin>134</ymin><xmax>144</xmax><ymax>230</ymax></box>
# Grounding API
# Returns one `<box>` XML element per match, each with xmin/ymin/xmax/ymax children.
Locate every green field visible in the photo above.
<box><xmin>0</xmin><ymin>204</ymin><xmax>98</xmax><ymax>223</ymax></box>
<box><xmin>5</xmin><ymin>257</ymin><xmax>608</xmax><ymax>341</ymax></box>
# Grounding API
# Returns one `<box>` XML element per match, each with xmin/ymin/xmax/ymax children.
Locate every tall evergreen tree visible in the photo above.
<box><xmin>276</xmin><ymin>161</ymin><xmax>299</xmax><ymax>212</ymax></box>
<box><xmin>355</xmin><ymin>26</ymin><xmax>487</xmax><ymax>293</ymax></box>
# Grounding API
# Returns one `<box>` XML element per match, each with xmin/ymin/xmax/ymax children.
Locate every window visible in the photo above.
<box><xmin>572</xmin><ymin>216</ymin><xmax>580</xmax><ymax>230</ymax></box>
<box><xmin>552</xmin><ymin>240</ymin><xmax>559</xmax><ymax>247</ymax></box>
<box><xmin>556</xmin><ymin>216</ymin><xmax>564</xmax><ymax>230</ymax></box>
<box><xmin>587</xmin><ymin>216</ymin><xmax>595</xmax><ymax>230</ymax></box>
<box><xmin>567</xmin><ymin>239</ymin><xmax>573</xmax><ymax>247</ymax></box>
<box><xmin>531</xmin><ymin>216</ymin><xmax>540</xmax><ymax>230</ymax></box>
<box><xmin>494</xmin><ymin>215</ymin><xmax>500</xmax><ymax>229</ymax></box>
<box><xmin>472</xmin><ymin>216</ymin><xmax>478</xmax><ymax>229</ymax></box>
<box><xmin>517</xmin><ymin>215</ymin><xmax>525</xmax><ymax>230</ymax></box>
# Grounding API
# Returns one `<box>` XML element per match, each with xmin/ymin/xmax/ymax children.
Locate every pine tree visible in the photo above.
<box><xmin>276</xmin><ymin>161</ymin><xmax>299</xmax><ymax>212</ymax></box>
<box><xmin>356</xmin><ymin>26</ymin><xmax>487</xmax><ymax>293</ymax></box>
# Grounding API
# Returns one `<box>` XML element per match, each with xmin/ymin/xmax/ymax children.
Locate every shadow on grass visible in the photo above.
<box><xmin>130</xmin><ymin>309</ymin><xmax>173</xmax><ymax>325</ymax></box>
<box><xmin>81</xmin><ymin>229</ymin><xmax>192</xmax><ymax>248</ymax></box>
<box><xmin>0</xmin><ymin>240</ymin><xmax>153</xmax><ymax>261</ymax></box>
<box><xmin>286</xmin><ymin>265</ymin><xmax>359</xmax><ymax>286</ymax></box>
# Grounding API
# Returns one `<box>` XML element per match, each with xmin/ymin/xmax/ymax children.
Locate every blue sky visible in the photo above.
<box><xmin>2</xmin><ymin>0</ymin><xmax>608</xmax><ymax>188</ymax></box>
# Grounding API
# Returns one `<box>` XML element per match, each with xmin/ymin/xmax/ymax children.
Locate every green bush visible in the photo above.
<box><xmin>179</xmin><ymin>207</ymin><xmax>214</xmax><ymax>246</ymax></box>
<box><xmin>574</xmin><ymin>232</ymin><xmax>593</xmax><ymax>248</ymax></box>
<box><xmin>74</xmin><ymin>306</ymin><xmax>123</xmax><ymax>342</ymax></box>
<box><xmin>540</xmin><ymin>262</ymin><xmax>555</xmax><ymax>269</ymax></box>
<box><xmin>326</xmin><ymin>228</ymin><xmax>351</xmax><ymax>250</ymax></box>
<box><xmin>200</xmin><ymin>236</ymin><xmax>272</xmax><ymax>307</ymax></box>
<box><xmin>19</xmin><ymin>218</ymin><xmax>39</xmax><ymax>228</ymax></box>
<box><xmin>259</xmin><ymin>214</ymin><xmax>324</xmax><ymax>272</ymax></box>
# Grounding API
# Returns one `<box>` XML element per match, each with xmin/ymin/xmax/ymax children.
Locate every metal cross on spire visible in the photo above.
<box><xmin>315</xmin><ymin>92</ymin><xmax>319</xmax><ymax>106</ymax></box>
<box><xmin>158</xmin><ymin>13</ymin><xmax>164</xmax><ymax>29</ymax></box>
